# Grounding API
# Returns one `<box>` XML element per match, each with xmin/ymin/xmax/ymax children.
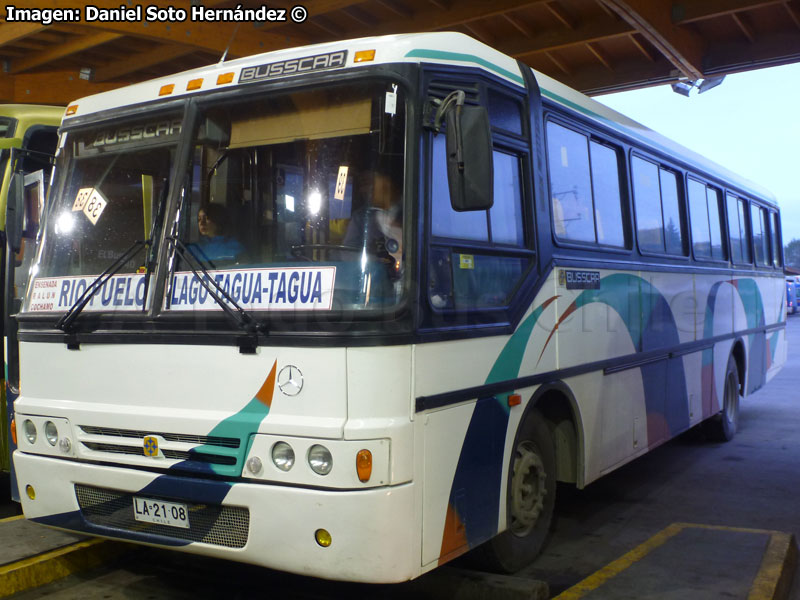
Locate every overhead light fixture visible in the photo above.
<box><xmin>671</xmin><ymin>75</ymin><xmax>726</xmax><ymax>97</ymax></box>
<box><xmin>698</xmin><ymin>75</ymin><xmax>725</xmax><ymax>94</ymax></box>
<box><xmin>671</xmin><ymin>80</ymin><xmax>694</xmax><ymax>97</ymax></box>
<box><xmin>79</xmin><ymin>67</ymin><xmax>94</xmax><ymax>81</ymax></box>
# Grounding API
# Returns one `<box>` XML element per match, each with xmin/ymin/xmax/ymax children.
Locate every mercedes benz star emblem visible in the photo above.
<box><xmin>277</xmin><ymin>365</ymin><xmax>304</xmax><ymax>396</ymax></box>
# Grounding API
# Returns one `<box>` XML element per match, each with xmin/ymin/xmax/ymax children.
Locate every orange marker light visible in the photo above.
<box><xmin>186</xmin><ymin>78</ymin><xmax>203</xmax><ymax>91</ymax></box>
<box><xmin>216</xmin><ymin>72</ymin><xmax>235</xmax><ymax>85</ymax></box>
<box><xmin>508</xmin><ymin>394</ymin><xmax>522</xmax><ymax>407</ymax></box>
<box><xmin>356</xmin><ymin>449</ymin><xmax>372</xmax><ymax>482</ymax></box>
<box><xmin>159</xmin><ymin>84</ymin><xmax>175</xmax><ymax>96</ymax></box>
<box><xmin>65</xmin><ymin>105</ymin><xmax>78</xmax><ymax>116</ymax></box>
<box><xmin>354</xmin><ymin>49</ymin><xmax>376</xmax><ymax>63</ymax></box>
<box><xmin>10</xmin><ymin>418</ymin><xmax>16</xmax><ymax>446</ymax></box>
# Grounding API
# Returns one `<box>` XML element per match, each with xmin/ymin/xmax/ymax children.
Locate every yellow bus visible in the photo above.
<box><xmin>0</xmin><ymin>104</ymin><xmax>62</xmax><ymax>477</ymax></box>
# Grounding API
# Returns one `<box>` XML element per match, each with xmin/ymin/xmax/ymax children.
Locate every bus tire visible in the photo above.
<box><xmin>478</xmin><ymin>408</ymin><xmax>556</xmax><ymax>573</ymax></box>
<box><xmin>704</xmin><ymin>355</ymin><xmax>740</xmax><ymax>442</ymax></box>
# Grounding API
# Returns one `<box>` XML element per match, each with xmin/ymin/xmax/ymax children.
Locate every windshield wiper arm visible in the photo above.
<box><xmin>166</xmin><ymin>236</ymin><xmax>262</xmax><ymax>337</ymax></box>
<box><xmin>56</xmin><ymin>239</ymin><xmax>150</xmax><ymax>333</ymax></box>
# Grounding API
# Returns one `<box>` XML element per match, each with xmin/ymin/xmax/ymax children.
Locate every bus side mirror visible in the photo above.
<box><xmin>445</xmin><ymin>105</ymin><xmax>493</xmax><ymax>211</ymax></box>
<box><xmin>6</xmin><ymin>172</ymin><xmax>23</xmax><ymax>253</ymax></box>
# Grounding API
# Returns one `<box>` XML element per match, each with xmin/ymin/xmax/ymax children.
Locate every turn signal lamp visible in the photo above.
<box><xmin>315</xmin><ymin>528</ymin><xmax>332</xmax><ymax>547</ymax></box>
<box><xmin>354</xmin><ymin>49</ymin><xmax>376</xmax><ymax>63</ymax></box>
<box><xmin>159</xmin><ymin>84</ymin><xmax>175</xmax><ymax>96</ymax></box>
<box><xmin>217</xmin><ymin>72</ymin><xmax>235</xmax><ymax>85</ymax></box>
<box><xmin>356</xmin><ymin>449</ymin><xmax>372</xmax><ymax>482</ymax></box>
<box><xmin>10</xmin><ymin>418</ymin><xmax>16</xmax><ymax>446</ymax></box>
<box><xmin>186</xmin><ymin>78</ymin><xmax>203</xmax><ymax>91</ymax></box>
<box><xmin>508</xmin><ymin>394</ymin><xmax>522</xmax><ymax>407</ymax></box>
<box><xmin>26</xmin><ymin>485</ymin><xmax>35</xmax><ymax>500</ymax></box>
<box><xmin>65</xmin><ymin>105</ymin><xmax>78</xmax><ymax>116</ymax></box>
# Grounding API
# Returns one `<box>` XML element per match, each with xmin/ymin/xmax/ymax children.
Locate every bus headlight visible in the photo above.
<box><xmin>44</xmin><ymin>421</ymin><xmax>59</xmax><ymax>446</ymax></box>
<box><xmin>23</xmin><ymin>420</ymin><xmax>37</xmax><ymax>444</ymax></box>
<box><xmin>308</xmin><ymin>445</ymin><xmax>333</xmax><ymax>476</ymax></box>
<box><xmin>271</xmin><ymin>442</ymin><xmax>295</xmax><ymax>472</ymax></box>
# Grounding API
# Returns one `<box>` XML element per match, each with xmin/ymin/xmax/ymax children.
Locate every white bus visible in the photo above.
<box><xmin>12</xmin><ymin>33</ymin><xmax>785</xmax><ymax>583</ymax></box>
<box><xmin>0</xmin><ymin>104</ymin><xmax>62</xmax><ymax>480</ymax></box>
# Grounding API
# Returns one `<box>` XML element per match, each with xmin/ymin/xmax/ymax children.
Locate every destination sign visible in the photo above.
<box><xmin>167</xmin><ymin>266</ymin><xmax>336</xmax><ymax>311</ymax></box>
<box><xmin>27</xmin><ymin>273</ymin><xmax>147</xmax><ymax>313</ymax></box>
<box><xmin>27</xmin><ymin>266</ymin><xmax>337</xmax><ymax>313</ymax></box>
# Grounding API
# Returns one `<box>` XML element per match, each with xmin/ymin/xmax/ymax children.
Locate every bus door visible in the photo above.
<box><xmin>4</xmin><ymin>168</ymin><xmax>47</xmax><ymax>500</ymax></box>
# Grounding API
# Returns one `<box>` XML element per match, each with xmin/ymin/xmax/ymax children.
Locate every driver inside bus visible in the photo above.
<box><xmin>188</xmin><ymin>203</ymin><xmax>245</xmax><ymax>265</ymax></box>
<box><xmin>341</xmin><ymin>169</ymin><xmax>403</xmax><ymax>275</ymax></box>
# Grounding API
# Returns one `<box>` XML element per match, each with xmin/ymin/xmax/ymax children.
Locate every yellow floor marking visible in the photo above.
<box><xmin>0</xmin><ymin>515</ymin><xmax>23</xmax><ymax>523</ymax></box>
<box><xmin>554</xmin><ymin>523</ymin><xmax>797</xmax><ymax>600</ymax></box>
<box><xmin>553</xmin><ymin>523</ymin><xmax>684</xmax><ymax>600</ymax></box>
<box><xmin>0</xmin><ymin>538</ymin><xmax>129</xmax><ymax>598</ymax></box>
<box><xmin>748</xmin><ymin>532</ymin><xmax>798</xmax><ymax>600</ymax></box>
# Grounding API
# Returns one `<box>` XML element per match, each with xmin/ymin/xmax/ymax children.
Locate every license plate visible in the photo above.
<box><xmin>133</xmin><ymin>496</ymin><xmax>190</xmax><ymax>529</ymax></box>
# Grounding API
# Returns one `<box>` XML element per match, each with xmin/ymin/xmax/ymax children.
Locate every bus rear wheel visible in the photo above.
<box><xmin>704</xmin><ymin>355</ymin><xmax>740</xmax><ymax>442</ymax></box>
<box><xmin>478</xmin><ymin>408</ymin><xmax>556</xmax><ymax>573</ymax></box>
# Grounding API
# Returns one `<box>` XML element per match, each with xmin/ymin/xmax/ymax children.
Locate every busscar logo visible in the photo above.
<box><xmin>91</xmin><ymin>119</ymin><xmax>182</xmax><ymax>148</ymax></box>
<box><xmin>239</xmin><ymin>50</ymin><xmax>348</xmax><ymax>83</ymax></box>
<box><xmin>559</xmin><ymin>269</ymin><xmax>601</xmax><ymax>290</ymax></box>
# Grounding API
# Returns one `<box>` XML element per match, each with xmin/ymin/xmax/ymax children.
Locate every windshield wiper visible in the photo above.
<box><xmin>166</xmin><ymin>236</ymin><xmax>264</xmax><ymax>345</ymax></box>
<box><xmin>56</xmin><ymin>239</ymin><xmax>150</xmax><ymax>333</ymax></box>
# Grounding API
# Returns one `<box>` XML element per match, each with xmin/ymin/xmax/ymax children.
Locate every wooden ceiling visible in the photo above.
<box><xmin>2</xmin><ymin>0</ymin><xmax>800</xmax><ymax>104</ymax></box>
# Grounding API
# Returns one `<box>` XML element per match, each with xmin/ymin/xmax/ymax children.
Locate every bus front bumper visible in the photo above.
<box><xmin>13</xmin><ymin>451</ymin><xmax>418</xmax><ymax>583</ymax></box>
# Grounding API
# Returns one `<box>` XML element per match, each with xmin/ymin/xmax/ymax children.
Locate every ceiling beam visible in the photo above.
<box><xmin>0</xmin><ymin>70</ymin><xmax>124</xmax><ymax>104</ymax></box>
<box><xmin>563</xmin><ymin>58</ymin><xmax>678</xmax><ymax>94</ymax></box>
<box><xmin>0</xmin><ymin>22</ymin><xmax>46</xmax><ymax>46</ymax></box>
<box><xmin>672</xmin><ymin>0</ymin><xmax>784</xmax><ymax>24</ymax></box>
<box><xmin>8</xmin><ymin>31</ymin><xmax>121</xmax><ymax>73</ymax></box>
<box><xmin>92</xmin><ymin>44</ymin><xmax>195</xmax><ymax>81</ymax></box>
<box><xmin>600</xmin><ymin>0</ymin><xmax>705</xmax><ymax>79</ymax></box>
<box><xmin>499</xmin><ymin>18</ymin><xmax>632</xmax><ymax>57</ymax></box>
<box><xmin>341</xmin><ymin>0</ymin><xmax>551</xmax><ymax>38</ymax></box>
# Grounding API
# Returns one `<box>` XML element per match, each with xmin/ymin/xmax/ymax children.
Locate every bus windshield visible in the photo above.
<box><xmin>168</xmin><ymin>80</ymin><xmax>406</xmax><ymax>314</ymax></box>
<box><xmin>25</xmin><ymin>114</ymin><xmax>179</xmax><ymax>313</ymax></box>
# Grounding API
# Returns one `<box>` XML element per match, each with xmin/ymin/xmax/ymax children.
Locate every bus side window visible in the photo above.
<box><xmin>770</xmin><ymin>211</ymin><xmax>782</xmax><ymax>268</ymax></box>
<box><xmin>688</xmin><ymin>177</ymin><xmax>726</xmax><ymax>261</ymax></box>
<box><xmin>431</xmin><ymin>134</ymin><xmax>489</xmax><ymax>242</ymax></box>
<box><xmin>547</xmin><ymin>122</ymin><xmax>594</xmax><ymax>243</ymax></box>
<box><xmin>631</xmin><ymin>156</ymin><xmax>686</xmax><ymax>256</ymax></box>
<box><xmin>751</xmin><ymin>204</ymin><xmax>769</xmax><ymax>266</ymax></box>
<box><xmin>726</xmin><ymin>193</ymin><xmax>750</xmax><ymax>264</ymax></box>
<box><xmin>427</xmin><ymin>81</ymin><xmax>529</xmax><ymax>312</ymax></box>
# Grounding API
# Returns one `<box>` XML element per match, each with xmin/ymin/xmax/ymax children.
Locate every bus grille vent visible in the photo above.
<box><xmin>75</xmin><ymin>484</ymin><xmax>249</xmax><ymax>549</ymax></box>
<box><xmin>427</xmin><ymin>80</ymin><xmax>481</xmax><ymax>105</ymax></box>
<box><xmin>81</xmin><ymin>442</ymin><xmax>237</xmax><ymax>465</ymax></box>
<box><xmin>78</xmin><ymin>426</ymin><xmax>240</xmax><ymax>448</ymax></box>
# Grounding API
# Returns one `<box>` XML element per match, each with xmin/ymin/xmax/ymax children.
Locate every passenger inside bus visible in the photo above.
<box><xmin>188</xmin><ymin>203</ymin><xmax>245</xmax><ymax>265</ymax></box>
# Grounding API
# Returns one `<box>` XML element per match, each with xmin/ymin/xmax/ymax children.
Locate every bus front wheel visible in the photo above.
<box><xmin>704</xmin><ymin>355</ymin><xmax>740</xmax><ymax>442</ymax></box>
<box><xmin>479</xmin><ymin>408</ymin><xmax>556</xmax><ymax>573</ymax></box>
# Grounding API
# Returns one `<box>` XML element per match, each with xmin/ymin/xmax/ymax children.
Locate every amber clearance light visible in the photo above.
<box><xmin>356</xmin><ymin>449</ymin><xmax>372</xmax><ymax>483</ymax></box>
<box><xmin>354</xmin><ymin>49</ymin><xmax>376</xmax><ymax>63</ymax></box>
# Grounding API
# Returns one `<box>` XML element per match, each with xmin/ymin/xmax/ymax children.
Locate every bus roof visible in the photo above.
<box><xmin>61</xmin><ymin>32</ymin><xmax>776</xmax><ymax>205</ymax></box>
<box><xmin>0</xmin><ymin>104</ymin><xmax>64</xmax><ymax>140</ymax></box>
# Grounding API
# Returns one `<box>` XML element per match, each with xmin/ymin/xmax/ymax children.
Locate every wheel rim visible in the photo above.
<box><xmin>724</xmin><ymin>371</ymin><xmax>739</xmax><ymax>431</ymax></box>
<box><xmin>510</xmin><ymin>440</ymin><xmax>547</xmax><ymax>537</ymax></box>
